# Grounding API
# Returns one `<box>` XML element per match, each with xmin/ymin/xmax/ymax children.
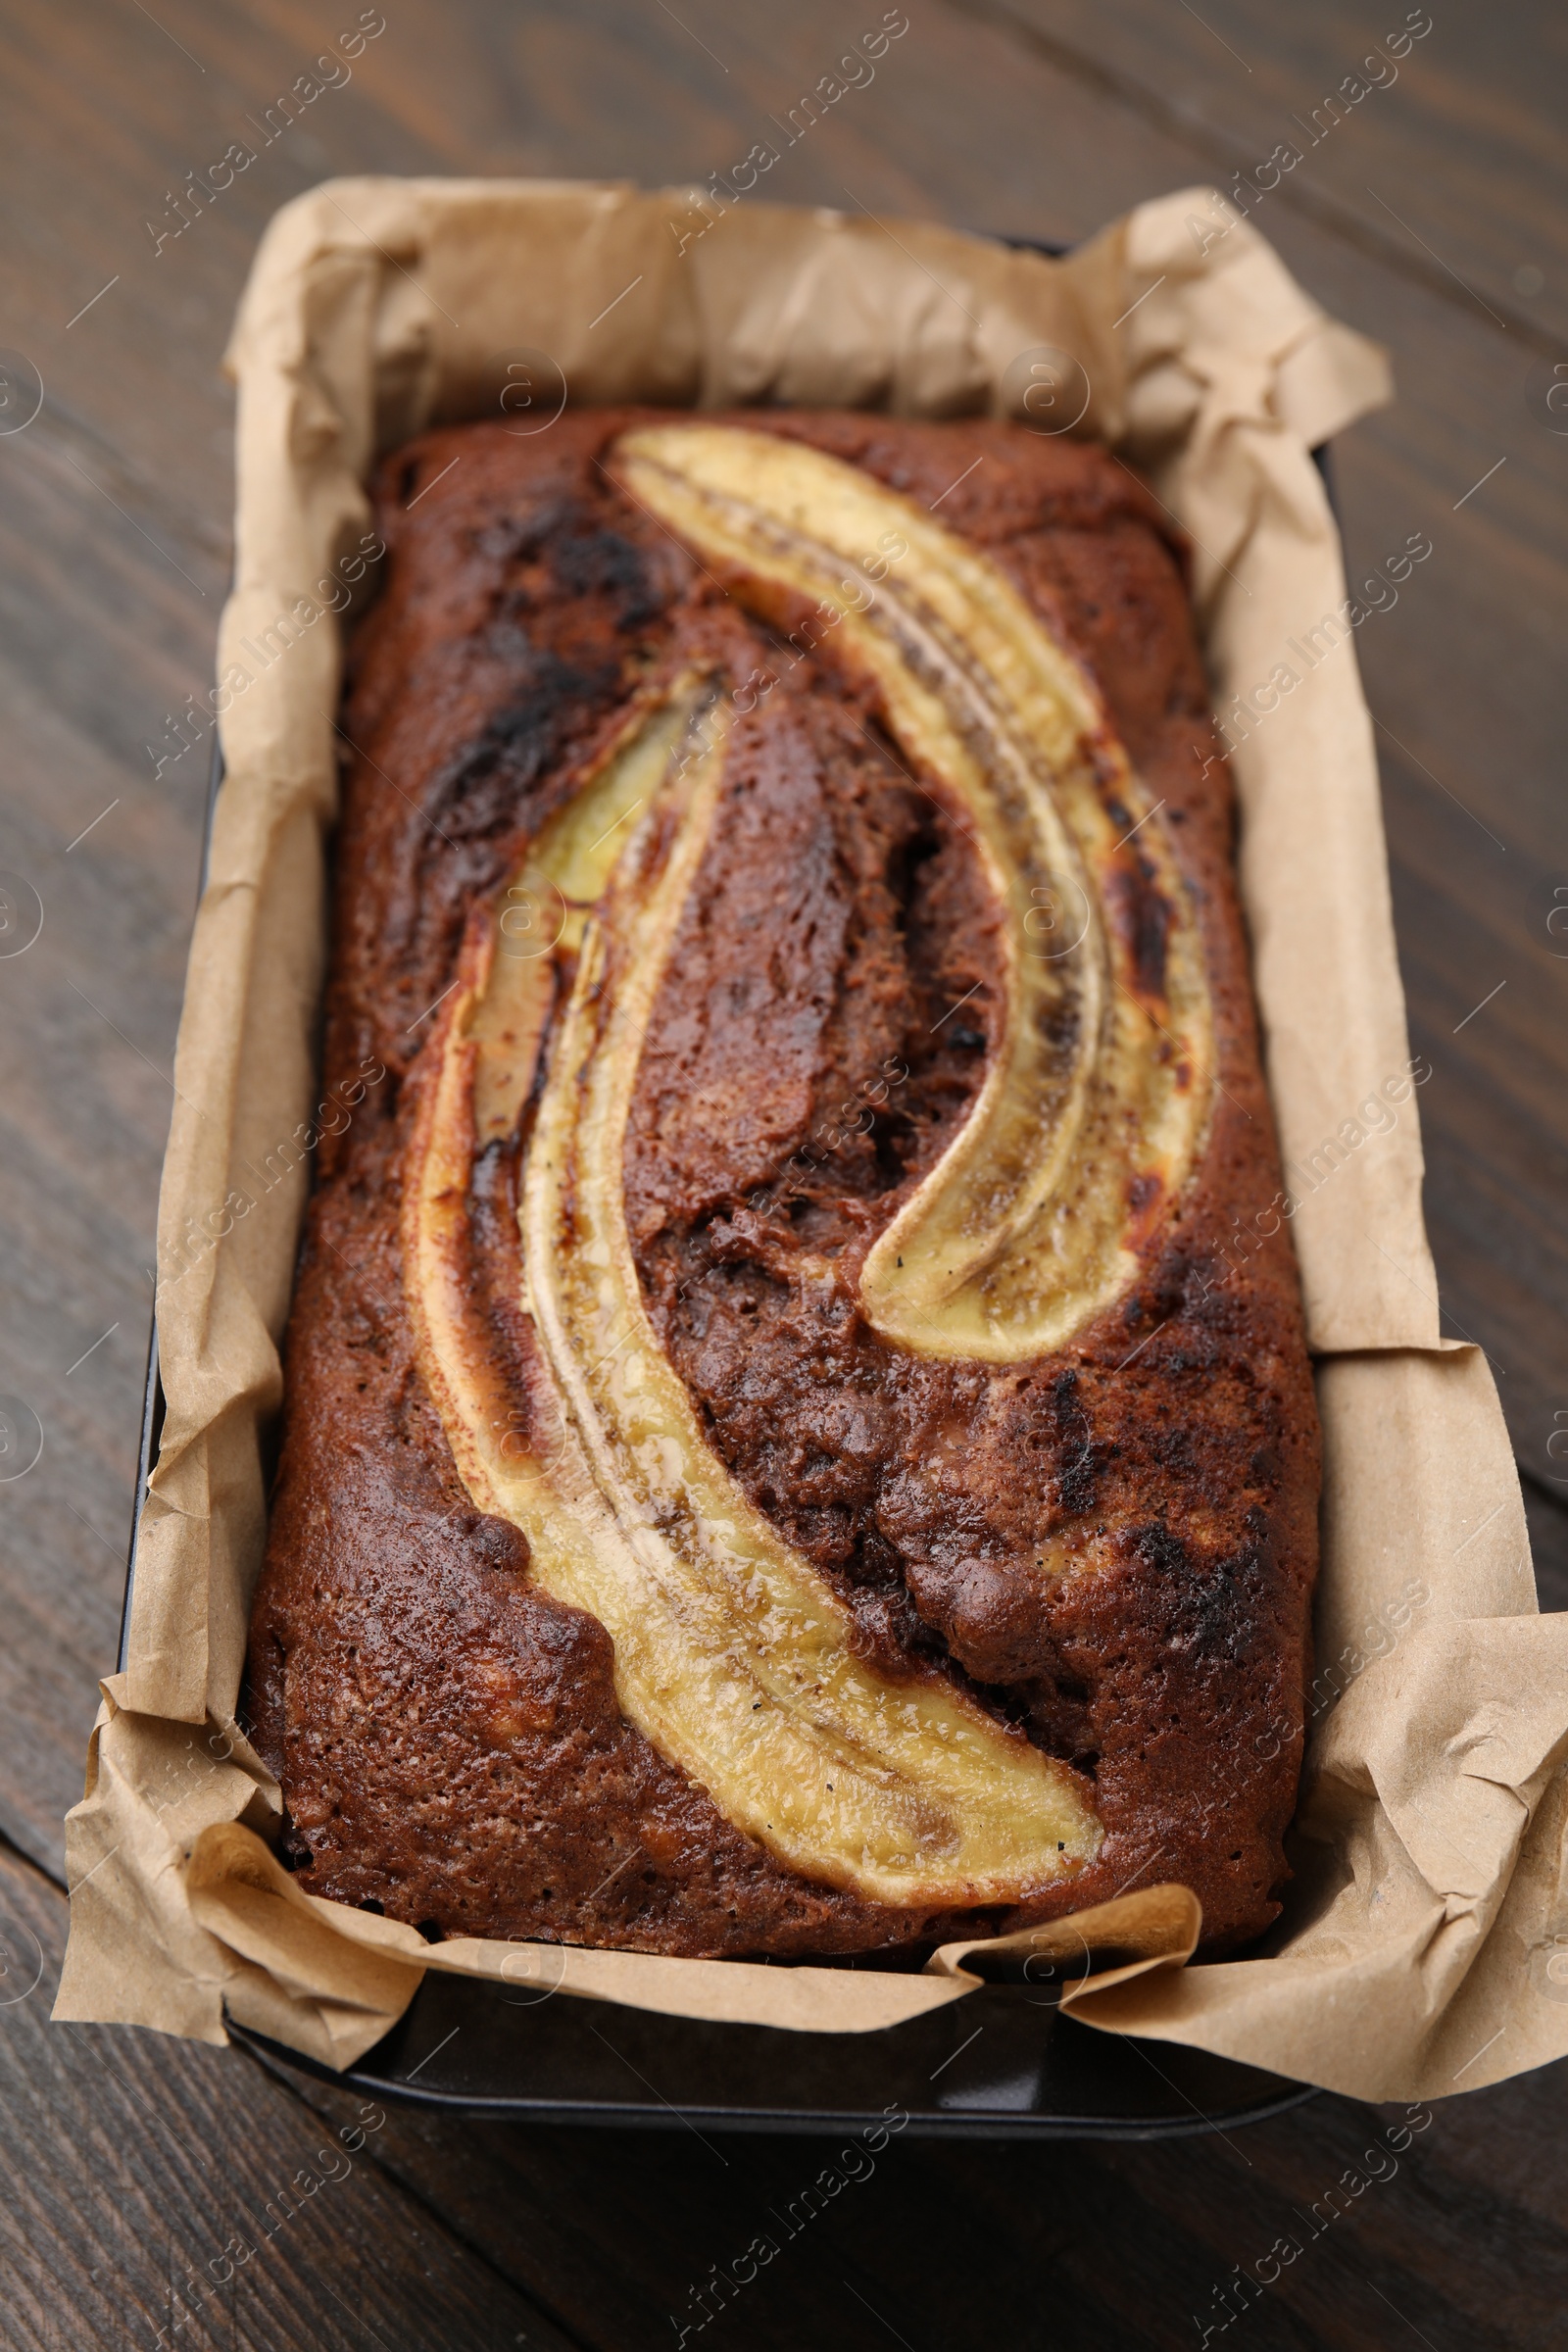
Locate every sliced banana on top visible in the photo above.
<box><xmin>402</xmin><ymin>422</ymin><xmax>1212</xmax><ymax>1905</ymax></box>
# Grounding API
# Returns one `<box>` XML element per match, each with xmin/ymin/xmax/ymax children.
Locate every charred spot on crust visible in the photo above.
<box><xmin>429</xmin><ymin>651</ymin><xmax>623</xmax><ymax>828</ymax></box>
<box><xmin>1103</xmin><ymin>858</ymin><xmax>1173</xmax><ymax>1004</ymax></box>
<box><xmin>550</xmin><ymin>521</ymin><xmax>668</xmax><ymax>630</ymax></box>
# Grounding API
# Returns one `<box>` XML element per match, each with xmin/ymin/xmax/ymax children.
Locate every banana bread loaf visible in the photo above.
<box><xmin>245</xmin><ymin>408</ymin><xmax>1320</xmax><ymax>1960</ymax></box>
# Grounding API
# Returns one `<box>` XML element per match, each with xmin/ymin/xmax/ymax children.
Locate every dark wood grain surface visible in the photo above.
<box><xmin>1</xmin><ymin>2</ymin><xmax>1564</xmax><ymax>2344</ymax></box>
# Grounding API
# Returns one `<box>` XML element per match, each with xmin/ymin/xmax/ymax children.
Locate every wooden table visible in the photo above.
<box><xmin>2</xmin><ymin>3</ymin><xmax>1565</xmax><ymax>2343</ymax></box>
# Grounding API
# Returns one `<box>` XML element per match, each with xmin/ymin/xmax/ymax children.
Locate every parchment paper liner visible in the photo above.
<box><xmin>57</xmin><ymin>180</ymin><xmax>1568</xmax><ymax>2103</ymax></box>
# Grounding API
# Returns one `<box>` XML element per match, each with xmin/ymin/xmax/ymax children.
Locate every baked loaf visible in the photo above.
<box><xmin>246</xmin><ymin>410</ymin><xmax>1320</xmax><ymax>1959</ymax></box>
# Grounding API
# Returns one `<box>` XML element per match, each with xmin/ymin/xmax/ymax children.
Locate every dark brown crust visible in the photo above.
<box><xmin>245</xmin><ymin>411</ymin><xmax>1320</xmax><ymax>1959</ymax></box>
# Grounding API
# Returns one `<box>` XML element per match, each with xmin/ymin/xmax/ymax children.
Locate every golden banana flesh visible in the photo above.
<box><xmin>403</xmin><ymin>424</ymin><xmax>1214</xmax><ymax>1905</ymax></box>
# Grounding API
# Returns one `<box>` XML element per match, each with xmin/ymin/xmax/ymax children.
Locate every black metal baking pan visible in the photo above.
<box><xmin>233</xmin><ymin>1973</ymin><xmax>1312</xmax><ymax>2142</ymax></box>
<box><xmin>120</xmin><ymin>240</ymin><xmax>1330</xmax><ymax>2134</ymax></box>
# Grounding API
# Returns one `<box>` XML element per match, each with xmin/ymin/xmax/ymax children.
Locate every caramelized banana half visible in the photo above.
<box><xmin>405</xmin><ymin>685</ymin><xmax>1100</xmax><ymax>1905</ymax></box>
<box><xmin>612</xmin><ymin>424</ymin><xmax>1214</xmax><ymax>1361</ymax></box>
<box><xmin>403</xmin><ymin>426</ymin><xmax>1209</xmax><ymax>1900</ymax></box>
